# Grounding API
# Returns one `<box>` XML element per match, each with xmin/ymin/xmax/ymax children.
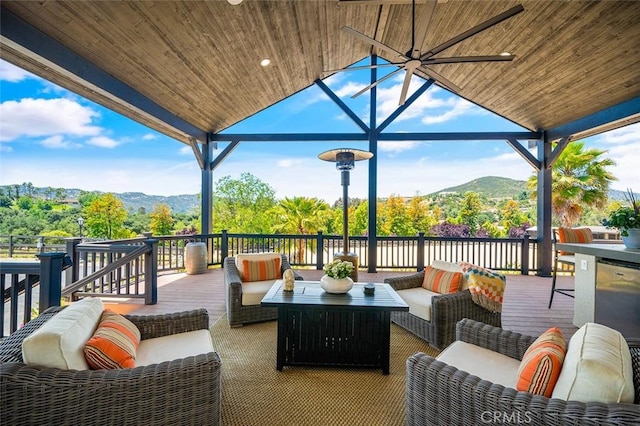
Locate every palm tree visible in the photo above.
<box><xmin>528</xmin><ymin>141</ymin><xmax>616</xmax><ymax>226</ymax></box>
<box><xmin>271</xmin><ymin>197</ymin><xmax>331</xmax><ymax>263</ymax></box>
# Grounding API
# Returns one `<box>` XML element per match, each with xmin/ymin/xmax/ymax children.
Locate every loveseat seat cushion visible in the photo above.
<box><xmin>136</xmin><ymin>329</ymin><xmax>215</xmax><ymax>366</ymax></box>
<box><xmin>241</xmin><ymin>279</ymin><xmax>278</xmax><ymax>305</ymax></box>
<box><xmin>396</xmin><ymin>287</ymin><xmax>439</xmax><ymax>322</ymax></box>
<box><xmin>22</xmin><ymin>297</ymin><xmax>104</xmax><ymax>370</ymax></box>
<box><xmin>436</xmin><ymin>340</ymin><xmax>521</xmax><ymax>388</ymax></box>
<box><xmin>551</xmin><ymin>322</ymin><xmax>634</xmax><ymax>403</ymax></box>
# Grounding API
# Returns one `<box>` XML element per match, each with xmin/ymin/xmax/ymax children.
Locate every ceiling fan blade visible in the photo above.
<box><xmin>411</xmin><ymin>0</ymin><xmax>438</xmax><ymax>58</ymax></box>
<box><xmin>422</xmin><ymin>54</ymin><xmax>515</xmax><ymax>65</ymax></box>
<box><xmin>399</xmin><ymin>68</ymin><xmax>415</xmax><ymax>105</ymax></box>
<box><xmin>418</xmin><ymin>66</ymin><xmax>462</xmax><ymax>93</ymax></box>
<box><xmin>420</xmin><ymin>4</ymin><xmax>524</xmax><ymax>60</ymax></box>
<box><xmin>324</xmin><ymin>63</ymin><xmax>405</xmax><ymax>75</ymax></box>
<box><xmin>351</xmin><ymin>68</ymin><xmax>404</xmax><ymax>99</ymax></box>
<box><xmin>342</xmin><ymin>26</ymin><xmax>408</xmax><ymax>60</ymax></box>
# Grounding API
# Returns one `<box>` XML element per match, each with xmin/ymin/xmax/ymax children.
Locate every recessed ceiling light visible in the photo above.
<box><xmin>500</xmin><ymin>51</ymin><xmax>512</xmax><ymax>56</ymax></box>
<box><xmin>227</xmin><ymin>0</ymin><xmax>243</xmax><ymax>5</ymax></box>
<box><xmin>261</xmin><ymin>58</ymin><xmax>271</xmax><ymax>67</ymax></box>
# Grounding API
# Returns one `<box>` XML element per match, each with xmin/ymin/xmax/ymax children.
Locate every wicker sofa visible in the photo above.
<box><xmin>384</xmin><ymin>260</ymin><xmax>501</xmax><ymax>350</ymax></box>
<box><xmin>406</xmin><ymin>319</ymin><xmax>640</xmax><ymax>426</ymax></box>
<box><xmin>224</xmin><ymin>253</ymin><xmax>303</xmax><ymax>327</ymax></box>
<box><xmin>0</xmin><ymin>304</ymin><xmax>222</xmax><ymax>426</ymax></box>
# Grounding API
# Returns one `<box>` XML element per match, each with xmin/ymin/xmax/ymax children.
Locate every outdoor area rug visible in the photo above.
<box><xmin>210</xmin><ymin>315</ymin><xmax>439</xmax><ymax>426</ymax></box>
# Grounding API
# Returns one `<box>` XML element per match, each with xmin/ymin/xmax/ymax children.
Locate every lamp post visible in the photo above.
<box><xmin>77</xmin><ymin>216</ymin><xmax>84</xmax><ymax>238</ymax></box>
<box><xmin>318</xmin><ymin>148</ymin><xmax>373</xmax><ymax>282</ymax></box>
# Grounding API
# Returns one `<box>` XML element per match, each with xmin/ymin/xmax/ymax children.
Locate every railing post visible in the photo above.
<box><xmin>65</xmin><ymin>237</ymin><xmax>82</xmax><ymax>285</ymax></box>
<box><xmin>36</xmin><ymin>252</ymin><xmax>68</xmax><ymax>313</ymax></box>
<box><xmin>316</xmin><ymin>231</ymin><xmax>324</xmax><ymax>270</ymax></box>
<box><xmin>8</xmin><ymin>235</ymin><xmax>14</xmax><ymax>257</ymax></box>
<box><xmin>37</xmin><ymin>236</ymin><xmax>45</xmax><ymax>253</ymax></box>
<box><xmin>144</xmin><ymin>238</ymin><xmax>158</xmax><ymax>305</ymax></box>
<box><xmin>221</xmin><ymin>230</ymin><xmax>229</xmax><ymax>261</ymax></box>
<box><xmin>417</xmin><ymin>232</ymin><xmax>425</xmax><ymax>271</ymax></box>
<box><xmin>521</xmin><ymin>234</ymin><xmax>530</xmax><ymax>275</ymax></box>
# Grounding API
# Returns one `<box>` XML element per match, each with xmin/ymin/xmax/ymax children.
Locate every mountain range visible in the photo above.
<box><xmin>2</xmin><ymin>176</ymin><xmax>635</xmax><ymax>214</ymax></box>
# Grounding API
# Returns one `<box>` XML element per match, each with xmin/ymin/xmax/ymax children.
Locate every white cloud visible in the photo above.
<box><xmin>599</xmin><ymin>122</ymin><xmax>640</xmax><ymax>145</ymax></box>
<box><xmin>142</xmin><ymin>133</ymin><xmax>157</xmax><ymax>141</ymax></box>
<box><xmin>378</xmin><ymin>140</ymin><xmax>421</xmax><ymax>154</ymax></box>
<box><xmin>87</xmin><ymin>136</ymin><xmax>119</xmax><ymax>148</ymax></box>
<box><xmin>0</xmin><ymin>61</ymin><xmax>34</xmax><ymax>82</ymax></box>
<box><xmin>421</xmin><ymin>98</ymin><xmax>475</xmax><ymax>124</ymax></box>
<box><xmin>0</xmin><ymin>98</ymin><xmax>102</xmax><ymax>142</ymax></box>
<box><xmin>179</xmin><ymin>145</ymin><xmax>192</xmax><ymax>155</ymax></box>
<box><xmin>41</xmin><ymin>135</ymin><xmax>78</xmax><ymax>149</ymax></box>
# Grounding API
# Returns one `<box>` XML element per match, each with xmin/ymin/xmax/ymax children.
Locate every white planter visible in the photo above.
<box><xmin>184</xmin><ymin>242</ymin><xmax>207</xmax><ymax>275</ymax></box>
<box><xmin>320</xmin><ymin>275</ymin><xmax>354</xmax><ymax>294</ymax></box>
<box><xmin>622</xmin><ymin>229</ymin><xmax>640</xmax><ymax>249</ymax></box>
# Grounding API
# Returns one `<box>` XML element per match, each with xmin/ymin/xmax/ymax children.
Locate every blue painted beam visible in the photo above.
<box><xmin>0</xmin><ymin>7</ymin><xmax>207</xmax><ymax>141</ymax></box>
<box><xmin>211</xmin><ymin>140</ymin><xmax>240</xmax><ymax>171</ymax></box>
<box><xmin>211</xmin><ymin>131</ymin><xmax>541</xmax><ymax>142</ymax></box>
<box><xmin>506</xmin><ymin>138</ymin><xmax>541</xmax><ymax>171</ymax></box>
<box><xmin>314</xmin><ymin>79</ymin><xmax>369</xmax><ymax>133</ymax></box>
<box><xmin>546</xmin><ymin>97</ymin><xmax>640</xmax><ymax>142</ymax></box>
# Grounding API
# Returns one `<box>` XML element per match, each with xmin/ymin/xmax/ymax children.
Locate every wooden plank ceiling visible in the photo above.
<box><xmin>1</xmin><ymin>0</ymin><xmax>639</xmax><ymax>144</ymax></box>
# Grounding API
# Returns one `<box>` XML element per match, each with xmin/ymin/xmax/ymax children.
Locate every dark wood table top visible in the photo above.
<box><xmin>261</xmin><ymin>280</ymin><xmax>409</xmax><ymax>311</ymax></box>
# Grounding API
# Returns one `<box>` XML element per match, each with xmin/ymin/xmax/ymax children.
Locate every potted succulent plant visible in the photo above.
<box><xmin>320</xmin><ymin>259</ymin><xmax>355</xmax><ymax>294</ymax></box>
<box><xmin>603</xmin><ymin>189</ymin><xmax>640</xmax><ymax>249</ymax></box>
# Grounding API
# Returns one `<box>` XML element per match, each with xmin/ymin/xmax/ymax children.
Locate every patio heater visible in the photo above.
<box><xmin>318</xmin><ymin>148</ymin><xmax>373</xmax><ymax>282</ymax></box>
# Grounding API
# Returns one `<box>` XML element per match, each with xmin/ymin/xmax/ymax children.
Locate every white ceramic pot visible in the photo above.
<box><xmin>320</xmin><ymin>275</ymin><xmax>354</xmax><ymax>294</ymax></box>
<box><xmin>184</xmin><ymin>242</ymin><xmax>207</xmax><ymax>275</ymax></box>
<box><xmin>622</xmin><ymin>228</ymin><xmax>640</xmax><ymax>249</ymax></box>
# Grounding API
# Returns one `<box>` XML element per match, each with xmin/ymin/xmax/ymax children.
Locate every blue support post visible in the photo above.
<box><xmin>36</xmin><ymin>252</ymin><xmax>69</xmax><ymax>313</ymax></box>
<box><xmin>417</xmin><ymin>232</ymin><xmax>425</xmax><ymax>272</ymax></box>
<box><xmin>144</xmin><ymin>239</ymin><xmax>158</xmax><ymax>305</ymax></box>
<box><xmin>316</xmin><ymin>231</ymin><xmax>324</xmax><ymax>270</ymax></box>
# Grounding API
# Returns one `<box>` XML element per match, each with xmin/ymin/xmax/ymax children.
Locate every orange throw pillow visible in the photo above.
<box><xmin>516</xmin><ymin>327</ymin><xmax>567</xmax><ymax>397</ymax></box>
<box><xmin>242</xmin><ymin>257</ymin><xmax>282</xmax><ymax>282</ymax></box>
<box><xmin>421</xmin><ymin>265</ymin><xmax>462</xmax><ymax>294</ymax></box>
<box><xmin>84</xmin><ymin>310</ymin><xmax>141</xmax><ymax>369</ymax></box>
<box><xmin>557</xmin><ymin>227</ymin><xmax>593</xmax><ymax>254</ymax></box>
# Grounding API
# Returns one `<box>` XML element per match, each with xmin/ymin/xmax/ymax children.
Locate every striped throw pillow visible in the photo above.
<box><xmin>421</xmin><ymin>265</ymin><xmax>462</xmax><ymax>294</ymax></box>
<box><xmin>242</xmin><ymin>257</ymin><xmax>282</xmax><ymax>282</ymax></box>
<box><xmin>84</xmin><ymin>310</ymin><xmax>141</xmax><ymax>369</ymax></box>
<box><xmin>558</xmin><ymin>227</ymin><xmax>593</xmax><ymax>254</ymax></box>
<box><xmin>516</xmin><ymin>327</ymin><xmax>567</xmax><ymax>397</ymax></box>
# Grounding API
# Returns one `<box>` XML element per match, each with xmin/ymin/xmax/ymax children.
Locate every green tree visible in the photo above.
<box><xmin>379</xmin><ymin>194</ymin><xmax>415</xmax><ymax>236</ymax></box>
<box><xmin>500</xmin><ymin>199</ymin><xmax>528</xmax><ymax>230</ymax></box>
<box><xmin>456</xmin><ymin>192</ymin><xmax>483</xmax><ymax>235</ymax></box>
<box><xmin>527</xmin><ymin>141</ymin><xmax>616</xmax><ymax>226</ymax></box>
<box><xmin>407</xmin><ymin>196</ymin><xmax>438</xmax><ymax>234</ymax></box>
<box><xmin>213</xmin><ymin>173</ymin><xmax>277</xmax><ymax>233</ymax></box>
<box><xmin>271</xmin><ymin>197</ymin><xmax>331</xmax><ymax>262</ymax></box>
<box><xmin>150</xmin><ymin>203</ymin><xmax>175</xmax><ymax>236</ymax></box>
<box><xmin>84</xmin><ymin>193</ymin><xmax>128</xmax><ymax>239</ymax></box>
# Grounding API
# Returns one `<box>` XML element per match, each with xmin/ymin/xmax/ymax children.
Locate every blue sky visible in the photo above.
<box><xmin>1</xmin><ymin>58</ymin><xmax>638</xmax><ymax>204</ymax></box>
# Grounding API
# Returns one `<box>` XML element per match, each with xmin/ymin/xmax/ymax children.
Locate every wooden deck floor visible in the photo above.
<box><xmin>112</xmin><ymin>267</ymin><xmax>578</xmax><ymax>340</ymax></box>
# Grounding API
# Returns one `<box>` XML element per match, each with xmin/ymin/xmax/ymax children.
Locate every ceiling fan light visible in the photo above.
<box><xmin>260</xmin><ymin>58</ymin><xmax>271</xmax><ymax>67</ymax></box>
<box><xmin>227</xmin><ymin>0</ymin><xmax>243</xmax><ymax>5</ymax></box>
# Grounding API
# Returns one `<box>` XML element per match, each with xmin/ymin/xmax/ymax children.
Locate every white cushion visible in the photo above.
<box><xmin>436</xmin><ymin>341</ymin><xmax>521</xmax><ymax>388</ymax></box>
<box><xmin>242</xmin><ymin>279</ymin><xmax>278</xmax><ymax>305</ymax></box>
<box><xmin>551</xmin><ymin>322</ymin><xmax>634</xmax><ymax>403</ymax></box>
<box><xmin>235</xmin><ymin>252</ymin><xmax>281</xmax><ymax>281</ymax></box>
<box><xmin>136</xmin><ymin>329</ymin><xmax>215</xmax><ymax>366</ymax></box>
<box><xmin>396</xmin><ymin>287</ymin><xmax>438</xmax><ymax>321</ymax></box>
<box><xmin>22</xmin><ymin>298</ymin><xmax>104</xmax><ymax>370</ymax></box>
<box><xmin>433</xmin><ymin>260</ymin><xmax>469</xmax><ymax>290</ymax></box>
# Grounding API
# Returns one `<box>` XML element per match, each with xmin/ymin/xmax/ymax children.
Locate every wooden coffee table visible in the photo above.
<box><xmin>261</xmin><ymin>280</ymin><xmax>409</xmax><ymax>374</ymax></box>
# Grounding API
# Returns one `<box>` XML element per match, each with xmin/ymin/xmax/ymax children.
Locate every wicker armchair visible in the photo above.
<box><xmin>1</xmin><ymin>306</ymin><xmax>222</xmax><ymax>426</ymax></box>
<box><xmin>224</xmin><ymin>254</ymin><xmax>303</xmax><ymax>327</ymax></box>
<box><xmin>406</xmin><ymin>319</ymin><xmax>640</xmax><ymax>426</ymax></box>
<box><xmin>384</xmin><ymin>270</ymin><xmax>501</xmax><ymax>350</ymax></box>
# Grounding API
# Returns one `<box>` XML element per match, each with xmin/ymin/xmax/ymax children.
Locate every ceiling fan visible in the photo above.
<box><xmin>327</xmin><ymin>0</ymin><xmax>524</xmax><ymax>105</ymax></box>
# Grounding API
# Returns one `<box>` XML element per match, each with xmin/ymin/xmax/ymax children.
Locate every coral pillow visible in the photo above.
<box><xmin>557</xmin><ymin>227</ymin><xmax>593</xmax><ymax>254</ymax></box>
<box><xmin>84</xmin><ymin>310</ymin><xmax>141</xmax><ymax>369</ymax></box>
<box><xmin>242</xmin><ymin>257</ymin><xmax>282</xmax><ymax>282</ymax></box>
<box><xmin>421</xmin><ymin>265</ymin><xmax>462</xmax><ymax>294</ymax></box>
<box><xmin>516</xmin><ymin>327</ymin><xmax>567</xmax><ymax>397</ymax></box>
